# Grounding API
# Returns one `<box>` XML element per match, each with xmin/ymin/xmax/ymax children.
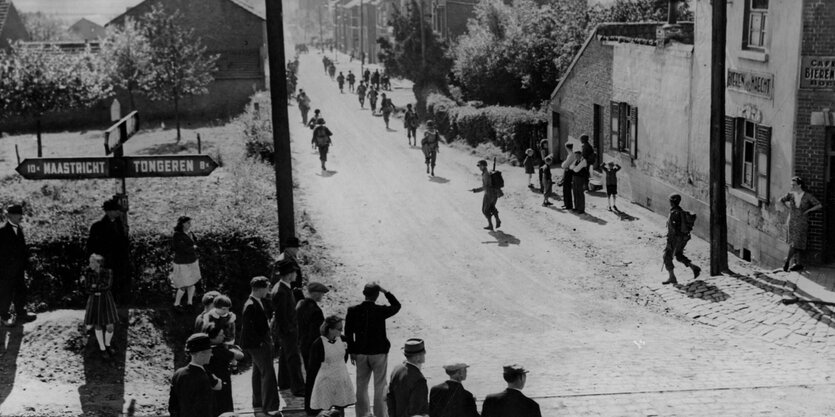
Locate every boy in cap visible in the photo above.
<box><xmin>0</xmin><ymin>204</ymin><xmax>36</xmax><ymax>326</ymax></box>
<box><xmin>600</xmin><ymin>161</ymin><xmax>621</xmax><ymax>211</ymax></box>
<box><xmin>429</xmin><ymin>362</ymin><xmax>479</xmax><ymax>417</ymax></box>
<box><xmin>194</xmin><ymin>290</ymin><xmax>221</xmax><ymax>332</ymax></box>
<box><xmin>168</xmin><ymin>333</ymin><xmax>222</xmax><ymax>417</ymax></box>
<box><xmin>386</xmin><ymin>338</ymin><xmax>429</xmax><ymax>417</ymax></box>
<box><xmin>540</xmin><ymin>155</ymin><xmax>554</xmax><ymax>207</ymax></box>
<box><xmin>470</xmin><ymin>160</ymin><xmax>502</xmax><ymax>230</ymax></box>
<box><xmin>240</xmin><ymin>276</ymin><xmax>281</xmax><ymax>416</ymax></box>
<box><xmin>481</xmin><ymin>364</ymin><xmax>541</xmax><ymax>417</ymax></box>
<box><xmin>87</xmin><ymin>198</ymin><xmax>130</xmax><ymax>303</ymax></box>
<box><xmin>662</xmin><ymin>193</ymin><xmax>701</xmax><ymax>285</ymax></box>
<box><xmin>345</xmin><ymin>282</ymin><xmax>402</xmax><ymax>417</ymax></box>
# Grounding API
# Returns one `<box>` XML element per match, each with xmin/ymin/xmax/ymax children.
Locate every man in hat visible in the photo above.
<box><xmin>429</xmin><ymin>362</ymin><xmax>479</xmax><ymax>417</ymax></box>
<box><xmin>0</xmin><ymin>204</ymin><xmax>36</xmax><ymax>326</ymax></box>
<box><xmin>298</xmin><ymin>281</ymin><xmax>329</xmax><ymax>415</ymax></box>
<box><xmin>481</xmin><ymin>364</ymin><xmax>541</xmax><ymax>417</ymax></box>
<box><xmin>662</xmin><ymin>193</ymin><xmax>701</xmax><ymax>285</ymax></box>
<box><xmin>470</xmin><ymin>160</ymin><xmax>502</xmax><ymax>231</ymax></box>
<box><xmin>345</xmin><ymin>282</ymin><xmax>402</xmax><ymax>417</ymax></box>
<box><xmin>386</xmin><ymin>338</ymin><xmax>429</xmax><ymax>417</ymax></box>
<box><xmin>271</xmin><ymin>259</ymin><xmax>305</xmax><ymax>396</ymax></box>
<box><xmin>168</xmin><ymin>333</ymin><xmax>222</xmax><ymax>417</ymax></box>
<box><xmin>275</xmin><ymin>236</ymin><xmax>305</xmax><ymax>301</ymax></box>
<box><xmin>87</xmin><ymin>198</ymin><xmax>130</xmax><ymax>302</ymax></box>
<box><xmin>570</xmin><ymin>149</ymin><xmax>590</xmax><ymax>214</ymax></box>
<box><xmin>560</xmin><ymin>143</ymin><xmax>576</xmax><ymax>210</ymax></box>
<box><xmin>241</xmin><ymin>276</ymin><xmax>281</xmax><ymax>416</ymax></box>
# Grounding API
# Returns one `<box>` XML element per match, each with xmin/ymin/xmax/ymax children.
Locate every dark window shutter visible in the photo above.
<box><xmin>630</xmin><ymin>106</ymin><xmax>638</xmax><ymax>159</ymax></box>
<box><xmin>755</xmin><ymin>125</ymin><xmax>772</xmax><ymax>202</ymax></box>
<box><xmin>619</xmin><ymin>102</ymin><xmax>628</xmax><ymax>151</ymax></box>
<box><xmin>724</xmin><ymin>116</ymin><xmax>736</xmax><ymax>186</ymax></box>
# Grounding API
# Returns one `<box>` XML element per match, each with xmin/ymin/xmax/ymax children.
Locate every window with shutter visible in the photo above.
<box><xmin>725</xmin><ymin>116</ymin><xmax>736</xmax><ymax>186</ymax></box>
<box><xmin>755</xmin><ymin>125</ymin><xmax>771</xmax><ymax>202</ymax></box>
<box><xmin>610</xmin><ymin>101</ymin><xmax>620</xmax><ymax>150</ymax></box>
<box><xmin>629</xmin><ymin>106</ymin><xmax>638</xmax><ymax>159</ymax></box>
<box><xmin>620</xmin><ymin>103</ymin><xmax>629</xmax><ymax>152</ymax></box>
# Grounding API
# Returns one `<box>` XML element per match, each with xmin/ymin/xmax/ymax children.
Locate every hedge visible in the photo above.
<box><xmin>426</xmin><ymin>93</ymin><xmax>548</xmax><ymax>164</ymax></box>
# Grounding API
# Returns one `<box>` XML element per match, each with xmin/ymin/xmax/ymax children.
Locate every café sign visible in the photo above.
<box><xmin>727</xmin><ymin>68</ymin><xmax>773</xmax><ymax>100</ymax></box>
<box><xmin>800</xmin><ymin>56</ymin><xmax>835</xmax><ymax>90</ymax></box>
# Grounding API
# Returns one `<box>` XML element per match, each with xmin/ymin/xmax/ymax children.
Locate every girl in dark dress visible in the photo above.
<box><xmin>82</xmin><ymin>253</ymin><xmax>119</xmax><ymax>359</ymax></box>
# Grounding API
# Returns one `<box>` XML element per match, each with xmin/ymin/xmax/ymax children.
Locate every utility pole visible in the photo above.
<box><xmin>318</xmin><ymin>2</ymin><xmax>324</xmax><ymax>51</ymax></box>
<box><xmin>418</xmin><ymin>0</ymin><xmax>425</xmax><ymax>68</ymax></box>
<box><xmin>265</xmin><ymin>0</ymin><xmax>296</xmax><ymax>248</ymax></box>
<box><xmin>360</xmin><ymin>0</ymin><xmax>364</xmax><ymax>73</ymax></box>
<box><xmin>710</xmin><ymin>0</ymin><xmax>729</xmax><ymax>275</ymax></box>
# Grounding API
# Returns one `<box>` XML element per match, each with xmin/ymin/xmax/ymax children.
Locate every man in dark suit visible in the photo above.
<box><xmin>240</xmin><ymin>276</ymin><xmax>281</xmax><ymax>416</ymax></box>
<box><xmin>0</xmin><ymin>204</ymin><xmax>36</xmax><ymax>326</ymax></box>
<box><xmin>168</xmin><ymin>333</ymin><xmax>221</xmax><ymax>417</ymax></box>
<box><xmin>481</xmin><ymin>364</ymin><xmax>541</xmax><ymax>417</ymax></box>
<box><xmin>271</xmin><ymin>259</ymin><xmax>305</xmax><ymax>396</ymax></box>
<box><xmin>429</xmin><ymin>362</ymin><xmax>479</xmax><ymax>417</ymax></box>
<box><xmin>297</xmin><ymin>281</ymin><xmax>328</xmax><ymax>414</ymax></box>
<box><xmin>345</xmin><ymin>282</ymin><xmax>402</xmax><ymax>417</ymax></box>
<box><xmin>87</xmin><ymin>198</ymin><xmax>130</xmax><ymax>302</ymax></box>
<box><xmin>273</xmin><ymin>236</ymin><xmax>305</xmax><ymax>301</ymax></box>
<box><xmin>386</xmin><ymin>338</ymin><xmax>429</xmax><ymax>417</ymax></box>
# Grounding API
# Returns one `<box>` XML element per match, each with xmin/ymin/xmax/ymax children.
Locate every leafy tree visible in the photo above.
<box><xmin>0</xmin><ymin>43</ymin><xmax>111</xmax><ymax>154</ymax></box>
<box><xmin>588</xmin><ymin>0</ymin><xmax>693</xmax><ymax>24</ymax></box>
<box><xmin>377</xmin><ymin>0</ymin><xmax>453</xmax><ymax>113</ymax></box>
<box><xmin>20</xmin><ymin>12</ymin><xmax>76</xmax><ymax>42</ymax></box>
<box><xmin>100</xmin><ymin>17</ymin><xmax>151</xmax><ymax>112</ymax></box>
<box><xmin>140</xmin><ymin>5</ymin><xmax>218</xmax><ymax>142</ymax></box>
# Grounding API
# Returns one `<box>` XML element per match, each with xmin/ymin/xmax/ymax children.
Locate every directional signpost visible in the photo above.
<box><xmin>15</xmin><ymin>155</ymin><xmax>218</xmax><ymax>180</ymax></box>
<box><xmin>105</xmin><ymin>110</ymin><xmax>140</xmax><ymax>157</ymax></box>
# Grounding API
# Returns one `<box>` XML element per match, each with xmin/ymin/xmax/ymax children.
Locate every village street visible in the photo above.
<box><xmin>229</xmin><ymin>51</ymin><xmax>835</xmax><ymax>416</ymax></box>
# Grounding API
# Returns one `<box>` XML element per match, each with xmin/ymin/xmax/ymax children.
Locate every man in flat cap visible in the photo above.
<box><xmin>241</xmin><ymin>276</ymin><xmax>281</xmax><ymax>416</ymax></box>
<box><xmin>271</xmin><ymin>258</ymin><xmax>305</xmax><ymax>396</ymax></box>
<box><xmin>87</xmin><ymin>198</ymin><xmax>130</xmax><ymax>302</ymax></box>
<box><xmin>481</xmin><ymin>364</ymin><xmax>541</xmax><ymax>417</ymax></box>
<box><xmin>0</xmin><ymin>204</ymin><xmax>36</xmax><ymax>326</ymax></box>
<box><xmin>429</xmin><ymin>362</ymin><xmax>479</xmax><ymax>417</ymax></box>
<box><xmin>470</xmin><ymin>160</ymin><xmax>502</xmax><ymax>231</ymax></box>
<box><xmin>274</xmin><ymin>236</ymin><xmax>305</xmax><ymax>301</ymax></box>
<box><xmin>386</xmin><ymin>338</ymin><xmax>429</xmax><ymax>417</ymax></box>
<box><xmin>298</xmin><ymin>281</ymin><xmax>329</xmax><ymax>414</ymax></box>
<box><xmin>345</xmin><ymin>282</ymin><xmax>402</xmax><ymax>417</ymax></box>
<box><xmin>168</xmin><ymin>333</ymin><xmax>222</xmax><ymax>417</ymax></box>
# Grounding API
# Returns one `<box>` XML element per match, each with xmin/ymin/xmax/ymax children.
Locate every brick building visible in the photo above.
<box><xmin>69</xmin><ymin>18</ymin><xmax>106</xmax><ymax>41</ymax></box>
<box><xmin>430</xmin><ymin>0</ymin><xmax>478</xmax><ymax>41</ymax></box>
<box><xmin>0</xmin><ymin>0</ymin><xmax>30</xmax><ymax>51</ymax></box>
<box><xmin>335</xmin><ymin>0</ymin><xmax>395</xmax><ymax>64</ymax></box>
<box><xmin>108</xmin><ymin>0</ymin><xmax>267</xmax><ymax>121</ymax></box>
<box><xmin>549</xmin><ymin>0</ymin><xmax>835</xmax><ymax>269</ymax></box>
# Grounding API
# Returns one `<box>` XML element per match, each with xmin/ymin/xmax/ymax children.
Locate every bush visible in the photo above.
<box><xmin>426</xmin><ymin>93</ymin><xmax>547</xmax><ymax>162</ymax></box>
<box><xmin>238</xmin><ymin>96</ymin><xmax>274</xmax><ymax>163</ymax></box>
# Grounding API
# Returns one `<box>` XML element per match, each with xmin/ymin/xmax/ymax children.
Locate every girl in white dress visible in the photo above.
<box><xmin>309</xmin><ymin>315</ymin><xmax>356</xmax><ymax>412</ymax></box>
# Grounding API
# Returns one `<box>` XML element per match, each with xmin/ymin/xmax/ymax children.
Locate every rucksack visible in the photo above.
<box><xmin>490</xmin><ymin>158</ymin><xmax>504</xmax><ymax>189</ymax></box>
<box><xmin>680</xmin><ymin>210</ymin><xmax>697</xmax><ymax>234</ymax></box>
<box><xmin>314</xmin><ymin>127</ymin><xmax>330</xmax><ymax>147</ymax></box>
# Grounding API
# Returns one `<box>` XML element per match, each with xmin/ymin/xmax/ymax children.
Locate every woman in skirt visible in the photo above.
<box><xmin>171</xmin><ymin>216</ymin><xmax>202</xmax><ymax>310</ymax></box>
<box><xmin>309</xmin><ymin>315</ymin><xmax>355</xmax><ymax>415</ymax></box>
<box><xmin>82</xmin><ymin>253</ymin><xmax>119</xmax><ymax>359</ymax></box>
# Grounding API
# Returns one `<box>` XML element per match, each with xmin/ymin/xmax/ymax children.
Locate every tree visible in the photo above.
<box><xmin>140</xmin><ymin>5</ymin><xmax>218</xmax><ymax>142</ymax></box>
<box><xmin>0</xmin><ymin>43</ymin><xmax>111</xmax><ymax>155</ymax></box>
<box><xmin>20</xmin><ymin>12</ymin><xmax>77</xmax><ymax>42</ymax></box>
<box><xmin>100</xmin><ymin>17</ymin><xmax>151</xmax><ymax>113</ymax></box>
<box><xmin>377</xmin><ymin>0</ymin><xmax>453</xmax><ymax>113</ymax></box>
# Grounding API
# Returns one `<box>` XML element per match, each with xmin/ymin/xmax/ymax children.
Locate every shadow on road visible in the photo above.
<box><xmin>0</xmin><ymin>325</ymin><xmax>23</xmax><ymax>407</ymax></box>
<box><xmin>674</xmin><ymin>280</ymin><xmax>730</xmax><ymax>302</ymax></box>
<box><xmin>78</xmin><ymin>315</ymin><xmax>128</xmax><ymax>416</ymax></box>
<box><xmin>317</xmin><ymin>170</ymin><xmax>338</xmax><ymax>177</ymax></box>
<box><xmin>573</xmin><ymin>211</ymin><xmax>607</xmax><ymax>225</ymax></box>
<box><xmin>612</xmin><ymin>208</ymin><xmax>639</xmax><ymax>221</ymax></box>
<box><xmin>429</xmin><ymin>176</ymin><xmax>449</xmax><ymax>184</ymax></box>
<box><xmin>483</xmin><ymin>230</ymin><xmax>521</xmax><ymax>247</ymax></box>
<box><xmin>731</xmin><ymin>271</ymin><xmax>835</xmax><ymax>327</ymax></box>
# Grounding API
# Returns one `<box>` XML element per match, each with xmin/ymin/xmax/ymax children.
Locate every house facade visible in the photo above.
<box><xmin>69</xmin><ymin>18</ymin><xmax>106</xmax><ymax>41</ymax></box>
<box><xmin>549</xmin><ymin>0</ymin><xmax>835</xmax><ymax>268</ymax></box>
<box><xmin>0</xmin><ymin>0</ymin><xmax>30</xmax><ymax>51</ymax></box>
<box><xmin>335</xmin><ymin>0</ymin><xmax>395</xmax><ymax>64</ymax></box>
<box><xmin>108</xmin><ymin>0</ymin><xmax>267</xmax><ymax>121</ymax></box>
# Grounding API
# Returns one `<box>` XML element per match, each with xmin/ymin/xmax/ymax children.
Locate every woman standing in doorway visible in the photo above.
<box><xmin>780</xmin><ymin>176</ymin><xmax>823</xmax><ymax>272</ymax></box>
<box><xmin>171</xmin><ymin>216</ymin><xmax>202</xmax><ymax>310</ymax></box>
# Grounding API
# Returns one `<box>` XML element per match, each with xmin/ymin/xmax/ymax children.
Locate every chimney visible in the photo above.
<box><xmin>656</xmin><ymin>0</ymin><xmax>683</xmax><ymax>45</ymax></box>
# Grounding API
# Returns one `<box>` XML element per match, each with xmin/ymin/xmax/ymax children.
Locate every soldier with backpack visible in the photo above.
<box><xmin>662</xmin><ymin>193</ymin><xmax>701</xmax><ymax>285</ymax></box>
<box><xmin>357</xmin><ymin>82</ymin><xmax>367</xmax><ymax>109</ymax></box>
<box><xmin>421</xmin><ymin>121</ymin><xmax>442</xmax><ymax>176</ymax></box>
<box><xmin>311</xmin><ymin>119</ymin><xmax>333</xmax><ymax>172</ymax></box>
<box><xmin>404</xmin><ymin>104</ymin><xmax>419</xmax><ymax>146</ymax></box>
<box><xmin>336</xmin><ymin>72</ymin><xmax>346</xmax><ymax>93</ymax></box>
<box><xmin>367</xmin><ymin>87</ymin><xmax>379</xmax><ymax>114</ymax></box>
<box><xmin>470</xmin><ymin>159</ymin><xmax>503</xmax><ymax>231</ymax></box>
<box><xmin>347</xmin><ymin>71</ymin><xmax>356</xmax><ymax>92</ymax></box>
<box><xmin>380</xmin><ymin>93</ymin><xmax>395</xmax><ymax>129</ymax></box>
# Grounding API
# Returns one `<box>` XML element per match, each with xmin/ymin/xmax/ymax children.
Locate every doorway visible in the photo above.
<box><xmin>825</xmin><ymin>128</ymin><xmax>835</xmax><ymax>263</ymax></box>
